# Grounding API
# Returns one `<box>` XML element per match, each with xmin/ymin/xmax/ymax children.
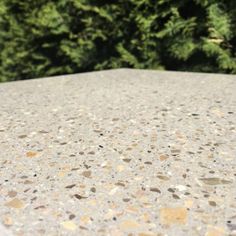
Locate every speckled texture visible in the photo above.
<box><xmin>0</xmin><ymin>69</ymin><xmax>236</xmax><ymax>236</ymax></box>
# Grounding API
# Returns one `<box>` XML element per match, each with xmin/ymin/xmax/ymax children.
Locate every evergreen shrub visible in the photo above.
<box><xmin>0</xmin><ymin>0</ymin><xmax>236</xmax><ymax>81</ymax></box>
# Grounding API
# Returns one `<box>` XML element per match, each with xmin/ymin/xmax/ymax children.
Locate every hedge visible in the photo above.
<box><xmin>0</xmin><ymin>0</ymin><xmax>236</xmax><ymax>82</ymax></box>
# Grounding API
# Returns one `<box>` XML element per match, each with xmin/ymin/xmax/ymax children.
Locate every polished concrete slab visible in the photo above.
<box><xmin>0</xmin><ymin>69</ymin><xmax>235</xmax><ymax>236</ymax></box>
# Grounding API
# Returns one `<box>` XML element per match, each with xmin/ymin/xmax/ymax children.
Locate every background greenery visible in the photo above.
<box><xmin>0</xmin><ymin>0</ymin><xmax>236</xmax><ymax>82</ymax></box>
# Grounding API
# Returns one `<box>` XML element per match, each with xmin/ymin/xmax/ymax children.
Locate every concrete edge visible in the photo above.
<box><xmin>0</xmin><ymin>68</ymin><xmax>235</xmax><ymax>85</ymax></box>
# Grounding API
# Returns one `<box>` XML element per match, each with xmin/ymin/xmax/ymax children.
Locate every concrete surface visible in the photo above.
<box><xmin>0</xmin><ymin>69</ymin><xmax>235</xmax><ymax>236</ymax></box>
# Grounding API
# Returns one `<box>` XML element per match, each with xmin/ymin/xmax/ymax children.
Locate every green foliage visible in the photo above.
<box><xmin>0</xmin><ymin>0</ymin><xmax>236</xmax><ymax>81</ymax></box>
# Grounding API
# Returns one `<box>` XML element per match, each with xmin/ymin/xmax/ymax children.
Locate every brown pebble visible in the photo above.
<box><xmin>115</xmin><ymin>182</ymin><xmax>125</xmax><ymax>187</ymax></box>
<box><xmin>171</xmin><ymin>149</ymin><xmax>181</xmax><ymax>154</ymax></box>
<box><xmin>74</xmin><ymin>194</ymin><xmax>87</xmax><ymax>200</ymax></box>
<box><xmin>199</xmin><ymin>178</ymin><xmax>232</xmax><ymax>185</ymax></box>
<box><xmin>123</xmin><ymin>198</ymin><xmax>131</xmax><ymax>202</ymax></box>
<box><xmin>168</xmin><ymin>188</ymin><xmax>175</xmax><ymax>193</ymax></box>
<box><xmin>24</xmin><ymin>180</ymin><xmax>33</xmax><ymax>184</ymax></box>
<box><xmin>60</xmin><ymin>142</ymin><xmax>67</xmax><ymax>145</ymax></box>
<box><xmin>79</xmin><ymin>226</ymin><xmax>88</xmax><ymax>230</ymax></box>
<box><xmin>69</xmin><ymin>214</ymin><xmax>76</xmax><ymax>220</ymax></box>
<box><xmin>160</xmin><ymin>155</ymin><xmax>169</xmax><ymax>161</ymax></box>
<box><xmin>157</xmin><ymin>175</ymin><xmax>170</xmax><ymax>181</ymax></box>
<box><xmin>172</xmin><ymin>194</ymin><xmax>180</xmax><ymax>199</ymax></box>
<box><xmin>82</xmin><ymin>171</ymin><xmax>92</xmax><ymax>178</ymax></box>
<box><xmin>26</xmin><ymin>151</ymin><xmax>38</xmax><ymax>158</ymax></box>
<box><xmin>34</xmin><ymin>205</ymin><xmax>46</xmax><ymax>210</ymax></box>
<box><xmin>123</xmin><ymin>158</ymin><xmax>131</xmax><ymax>163</ymax></box>
<box><xmin>21</xmin><ymin>175</ymin><xmax>28</xmax><ymax>179</ymax></box>
<box><xmin>144</xmin><ymin>161</ymin><xmax>152</xmax><ymax>165</ymax></box>
<box><xmin>90</xmin><ymin>187</ymin><xmax>96</xmax><ymax>193</ymax></box>
<box><xmin>38</xmin><ymin>130</ymin><xmax>49</xmax><ymax>133</ymax></box>
<box><xmin>150</xmin><ymin>187</ymin><xmax>161</xmax><ymax>193</ymax></box>
<box><xmin>65</xmin><ymin>184</ymin><xmax>76</xmax><ymax>189</ymax></box>
<box><xmin>88</xmin><ymin>151</ymin><xmax>95</xmax><ymax>155</ymax></box>
<box><xmin>8</xmin><ymin>191</ymin><xmax>17</xmax><ymax>198</ymax></box>
<box><xmin>209</xmin><ymin>201</ymin><xmax>217</xmax><ymax>206</ymax></box>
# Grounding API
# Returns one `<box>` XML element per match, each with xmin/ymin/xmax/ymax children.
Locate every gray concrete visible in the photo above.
<box><xmin>0</xmin><ymin>69</ymin><xmax>235</xmax><ymax>236</ymax></box>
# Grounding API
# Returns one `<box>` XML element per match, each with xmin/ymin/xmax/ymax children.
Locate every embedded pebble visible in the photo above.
<box><xmin>120</xmin><ymin>220</ymin><xmax>140</xmax><ymax>230</ymax></box>
<box><xmin>150</xmin><ymin>187</ymin><xmax>161</xmax><ymax>193</ymax></box>
<box><xmin>7</xmin><ymin>191</ymin><xmax>17</xmax><ymax>198</ymax></box>
<box><xmin>205</xmin><ymin>226</ymin><xmax>225</xmax><ymax>236</ymax></box>
<box><xmin>199</xmin><ymin>178</ymin><xmax>232</xmax><ymax>185</ymax></box>
<box><xmin>159</xmin><ymin>154</ymin><xmax>169</xmax><ymax>161</ymax></box>
<box><xmin>5</xmin><ymin>198</ymin><xmax>24</xmax><ymax>209</ymax></box>
<box><xmin>61</xmin><ymin>221</ymin><xmax>77</xmax><ymax>231</ymax></box>
<box><xmin>160</xmin><ymin>207</ymin><xmax>187</xmax><ymax>225</ymax></box>
<box><xmin>157</xmin><ymin>175</ymin><xmax>170</xmax><ymax>181</ymax></box>
<box><xmin>82</xmin><ymin>170</ymin><xmax>92</xmax><ymax>178</ymax></box>
<box><xmin>26</xmin><ymin>151</ymin><xmax>38</xmax><ymax>158</ymax></box>
<box><xmin>2</xmin><ymin>216</ymin><xmax>13</xmax><ymax>226</ymax></box>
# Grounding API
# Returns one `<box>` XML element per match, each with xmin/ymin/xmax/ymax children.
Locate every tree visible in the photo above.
<box><xmin>0</xmin><ymin>0</ymin><xmax>235</xmax><ymax>82</ymax></box>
